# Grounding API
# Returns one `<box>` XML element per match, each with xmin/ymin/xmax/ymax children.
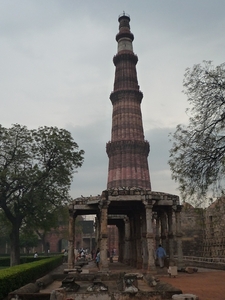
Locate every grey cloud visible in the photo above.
<box><xmin>1</xmin><ymin>0</ymin><xmax>224</xmax><ymax>200</ymax></box>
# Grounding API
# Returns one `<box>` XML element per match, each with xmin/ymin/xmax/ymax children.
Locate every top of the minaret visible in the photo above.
<box><xmin>118</xmin><ymin>11</ymin><xmax>130</xmax><ymax>22</ymax></box>
<box><xmin>118</xmin><ymin>12</ymin><xmax>130</xmax><ymax>29</ymax></box>
<box><xmin>116</xmin><ymin>12</ymin><xmax>134</xmax><ymax>43</ymax></box>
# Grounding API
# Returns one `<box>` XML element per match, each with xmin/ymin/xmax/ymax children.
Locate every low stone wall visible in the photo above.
<box><xmin>8</xmin><ymin>272</ymin><xmax>182</xmax><ymax>300</ymax></box>
<box><xmin>182</xmin><ymin>256</ymin><xmax>225</xmax><ymax>270</ymax></box>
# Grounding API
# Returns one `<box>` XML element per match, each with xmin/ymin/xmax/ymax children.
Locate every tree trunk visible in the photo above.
<box><xmin>10</xmin><ymin>222</ymin><xmax>21</xmax><ymax>266</ymax></box>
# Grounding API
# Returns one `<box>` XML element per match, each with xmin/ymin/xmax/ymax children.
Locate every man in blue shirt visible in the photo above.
<box><xmin>156</xmin><ymin>244</ymin><xmax>166</xmax><ymax>268</ymax></box>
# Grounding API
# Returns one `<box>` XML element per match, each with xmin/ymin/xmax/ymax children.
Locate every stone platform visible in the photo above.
<box><xmin>8</xmin><ymin>260</ymin><xmax>183</xmax><ymax>300</ymax></box>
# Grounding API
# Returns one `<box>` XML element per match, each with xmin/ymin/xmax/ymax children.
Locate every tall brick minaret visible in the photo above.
<box><xmin>106</xmin><ymin>13</ymin><xmax>151</xmax><ymax>190</ymax></box>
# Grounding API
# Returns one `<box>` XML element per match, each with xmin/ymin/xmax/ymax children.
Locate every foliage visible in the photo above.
<box><xmin>32</xmin><ymin>205</ymin><xmax>69</xmax><ymax>253</ymax></box>
<box><xmin>19</xmin><ymin>230</ymin><xmax>39</xmax><ymax>253</ymax></box>
<box><xmin>0</xmin><ymin>255</ymin><xmax>63</xmax><ymax>299</ymax></box>
<box><xmin>0</xmin><ymin>124</ymin><xmax>84</xmax><ymax>265</ymax></box>
<box><xmin>169</xmin><ymin>61</ymin><xmax>225</xmax><ymax>204</ymax></box>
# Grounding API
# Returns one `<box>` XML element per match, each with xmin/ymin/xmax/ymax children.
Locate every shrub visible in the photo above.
<box><xmin>0</xmin><ymin>255</ymin><xmax>63</xmax><ymax>299</ymax></box>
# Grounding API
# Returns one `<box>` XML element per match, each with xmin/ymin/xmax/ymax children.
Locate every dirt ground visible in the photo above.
<box><xmin>157</xmin><ymin>268</ymin><xmax>225</xmax><ymax>300</ymax></box>
<box><xmin>45</xmin><ymin>261</ymin><xmax>225</xmax><ymax>300</ymax></box>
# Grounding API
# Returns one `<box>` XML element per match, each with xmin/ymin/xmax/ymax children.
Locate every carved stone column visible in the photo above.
<box><xmin>175</xmin><ymin>205</ymin><xmax>184</xmax><ymax>269</ymax></box>
<box><xmin>68</xmin><ymin>206</ymin><xmax>75</xmax><ymax>269</ymax></box>
<box><xmin>160</xmin><ymin>212</ymin><xmax>167</xmax><ymax>250</ymax></box>
<box><xmin>99</xmin><ymin>202</ymin><xmax>109</xmax><ymax>271</ymax></box>
<box><xmin>118</xmin><ymin>222</ymin><xmax>125</xmax><ymax>263</ymax></box>
<box><xmin>124</xmin><ymin>216</ymin><xmax>131</xmax><ymax>265</ymax></box>
<box><xmin>129</xmin><ymin>215</ymin><xmax>136</xmax><ymax>267</ymax></box>
<box><xmin>95</xmin><ymin>216</ymin><xmax>100</xmax><ymax>250</ymax></box>
<box><xmin>155</xmin><ymin>215</ymin><xmax>160</xmax><ymax>246</ymax></box>
<box><xmin>145</xmin><ymin>203</ymin><xmax>156</xmax><ymax>272</ymax></box>
<box><xmin>135</xmin><ymin>214</ymin><xmax>142</xmax><ymax>269</ymax></box>
<box><xmin>141</xmin><ymin>211</ymin><xmax>148</xmax><ymax>270</ymax></box>
<box><xmin>167</xmin><ymin>208</ymin><xmax>174</xmax><ymax>260</ymax></box>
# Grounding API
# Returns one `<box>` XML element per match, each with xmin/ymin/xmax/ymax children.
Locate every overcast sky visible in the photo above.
<box><xmin>1</xmin><ymin>1</ymin><xmax>225</xmax><ymax>200</ymax></box>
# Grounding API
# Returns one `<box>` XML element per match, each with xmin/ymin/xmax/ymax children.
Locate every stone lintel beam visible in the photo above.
<box><xmin>72</xmin><ymin>204</ymin><xmax>98</xmax><ymax>210</ymax></box>
<box><xmin>108</xmin><ymin>195</ymin><xmax>143</xmax><ymax>201</ymax></box>
<box><xmin>108</xmin><ymin>214</ymin><xmax>127</xmax><ymax>219</ymax></box>
<box><xmin>104</xmin><ymin>188</ymin><xmax>179</xmax><ymax>201</ymax></box>
<box><xmin>157</xmin><ymin>200</ymin><xmax>173</xmax><ymax>206</ymax></box>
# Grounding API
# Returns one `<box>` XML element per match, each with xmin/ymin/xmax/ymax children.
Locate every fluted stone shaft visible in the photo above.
<box><xmin>145</xmin><ymin>204</ymin><xmax>156</xmax><ymax>272</ymax></box>
<box><xmin>141</xmin><ymin>211</ymin><xmax>148</xmax><ymax>270</ymax></box>
<box><xmin>167</xmin><ymin>209</ymin><xmax>174</xmax><ymax>260</ymax></box>
<box><xmin>124</xmin><ymin>217</ymin><xmax>131</xmax><ymax>264</ymax></box>
<box><xmin>99</xmin><ymin>205</ymin><xmax>109</xmax><ymax>271</ymax></box>
<box><xmin>160</xmin><ymin>212</ymin><xmax>167</xmax><ymax>250</ymax></box>
<box><xmin>175</xmin><ymin>206</ymin><xmax>184</xmax><ymax>269</ymax></box>
<box><xmin>68</xmin><ymin>210</ymin><xmax>75</xmax><ymax>269</ymax></box>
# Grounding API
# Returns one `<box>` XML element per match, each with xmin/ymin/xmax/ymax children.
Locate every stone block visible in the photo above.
<box><xmin>172</xmin><ymin>294</ymin><xmax>199</xmax><ymax>300</ymax></box>
<box><xmin>168</xmin><ymin>266</ymin><xmax>178</xmax><ymax>277</ymax></box>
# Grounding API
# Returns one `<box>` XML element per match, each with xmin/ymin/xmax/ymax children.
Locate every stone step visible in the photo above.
<box><xmin>172</xmin><ymin>294</ymin><xmax>199</xmax><ymax>300</ymax></box>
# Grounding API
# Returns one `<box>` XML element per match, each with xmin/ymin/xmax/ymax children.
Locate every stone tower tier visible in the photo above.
<box><xmin>106</xmin><ymin>140</ymin><xmax>151</xmax><ymax>190</ymax></box>
<box><xmin>112</xmin><ymin>52</ymin><xmax>139</xmax><ymax>91</ymax></box>
<box><xmin>109</xmin><ymin>90</ymin><xmax>144</xmax><ymax>142</ymax></box>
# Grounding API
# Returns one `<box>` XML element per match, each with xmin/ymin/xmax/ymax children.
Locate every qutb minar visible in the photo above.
<box><xmin>106</xmin><ymin>13</ymin><xmax>151</xmax><ymax>190</ymax></box>
<box><xmin>69</xmin><ymin>13</ymin><xmax>183</xmax><ymax>273</ymax></box>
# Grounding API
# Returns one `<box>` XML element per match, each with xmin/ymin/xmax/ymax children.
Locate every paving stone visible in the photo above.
<box><xmin>172</xmin><ymin>294</ymin><xmax>199</xmax><ymax>300</ymax></box>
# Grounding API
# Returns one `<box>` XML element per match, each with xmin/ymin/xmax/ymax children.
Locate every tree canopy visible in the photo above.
<box><xmin>169</xmin><ymin>61</ymin><xmax>225</xmax><ymax>204</ymax></box>
<box><xmin>0</xmin><ymin>124</ymin><xmax>84</xmax><ymax>265</ymax></box>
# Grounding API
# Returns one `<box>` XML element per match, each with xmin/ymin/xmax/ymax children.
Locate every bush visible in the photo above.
<box><xmin>0</xmin><ymin>255</ymin><xmax>51</xmax><ymax>267</ymax></box>
<box><xmin>0</xmin><ymin>255</ymin><xmax>63</xmax><ymax>299</ymax></box>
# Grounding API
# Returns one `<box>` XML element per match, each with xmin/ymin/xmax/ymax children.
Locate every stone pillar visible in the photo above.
<box><xmin>99</xmin><ymin>202</ymin><xmax>109</xmax><ymax>271</ymax></box>
<box><xmin>160</xmin><ymin>212</ymin><xmax>167</xmax><ymax>250</ymax></box>
<box><xmin>145</xmin><ymin>204</ymin><xmax>156</xmax><ymax>272</ymax></box>
<box><xmin>141</xmin><ymin>211</ymin><xmax>148</xmax><ymax>270</ymax></box>
<box><xmin>155</xmin><ymin>215</ymin><xmax>160</xmax><ymax>246</ymax></box>
<box><xmin>124</xmin><ymin>216</ymin><xmax>131</xmax><ymax>265</ymax></box>
<box><xmin>118</xmin><ymin>222</ymin><xmax>125</xmax><ymax>263</ymax></box>
<box><xmin>129</xmin><ymin>215</ymin><xmax>136</xmax><ymax>267</ymax></box>
<box><xmin>135</xmin><ymin>214</ymin><xmax>142</xmax><ymax>269</ymax></box>
<box><xmin>95</xmin><ymin>216</ymin><xmax>100</xmax><ymax>250</ymax></box>
<box><xmin>175</xmin><ymin>205</ymin><xmax>184</xmax><ymax>269</ymax></box>
<box><xmin>68</xmin><ymin>207</ymin><xmax>75</xmax><ymax>269</ymax></box>
<box><xmin>167</xmin><ymin>208</ymin><xmax>174</xmax><ymax>260</ymax></box>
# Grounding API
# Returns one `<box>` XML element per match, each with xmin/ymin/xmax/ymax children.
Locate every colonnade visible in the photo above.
<box><xmin>68</xmin><ymin>190</ymin><xmax>183</xmax><ymax>273</ymax></box>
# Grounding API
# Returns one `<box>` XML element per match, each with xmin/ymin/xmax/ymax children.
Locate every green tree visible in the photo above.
<box><xmin>26</xmin><ymin>205</ymin><xmax>69</xmax><ymax>254</ymax></box>
<box><xmin>169</xmin><ymin>61</ymin><xmax>225</xmax><ymax>204</ymax></box>
<box><xmin>19</xmin><ymin>229</ymin><xmax>39</xmax><ymax>254</ymax></box>
<box><xmin>0</xmin><ymin>124</ymin><xmax>84</xmax><ymax>266</ymax></box>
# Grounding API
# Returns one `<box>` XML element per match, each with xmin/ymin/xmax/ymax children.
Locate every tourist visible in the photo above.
<box><xmin>34</xmin><ymin>251</ymin><xmax>38</xmax><ymax>259</ymax></box>
<box><xmin>95</xmin><ymin>248</ymin><xmax>100</xmax><ymax>269</ymax></box>
<box><xmin>63</xmin><ymin>249</ymin><xmax>68</xmax><ymax>263</ymax></box>
<box><xmin>80</xmin><ymin>249</ymin><xmax>85</xmax><ymax>259</ymax></box>
<box><xmin>156</xmin><ymin>244</ymin><xmax>166</xmax><ymax>268</ymax></box>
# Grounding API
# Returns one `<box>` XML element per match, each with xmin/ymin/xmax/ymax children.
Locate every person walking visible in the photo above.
<box><xmin>95</xmin><ymin>248</ymin><xmax>100</xmax><ymax>270</ymax></box>
<box><xmin>156</xmin><ymin>244</ymin><xmax>166</xmax><ymax>268</ymax></box>
<box><xmin>63</xmin><ymin>249</ymin><xmax>68</xmax><ymax>263</ymax></box>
